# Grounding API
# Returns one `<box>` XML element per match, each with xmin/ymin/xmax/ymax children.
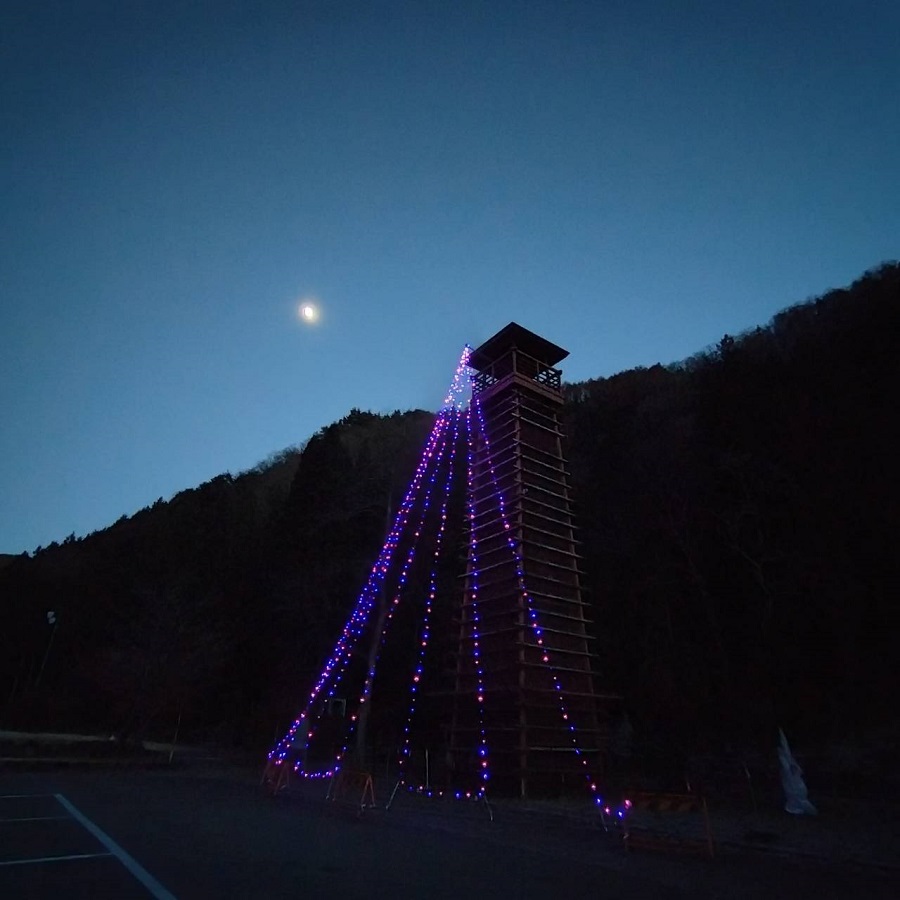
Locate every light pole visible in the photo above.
<box><xmin>35</xmin><ymin>610</ymin><xmax>58</xmax><ymax>688</ymax></box>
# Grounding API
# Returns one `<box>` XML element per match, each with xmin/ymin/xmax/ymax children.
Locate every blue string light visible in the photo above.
<box><xmin>267</xmin><ymin>344</ymin><xmax>628</xmax><ymax>821</ymax></box>
<box><xmin>463</xmin><ymin>400</ymin><xmax>492</xmax><ymax>796</ymax></box>
<box><xmin>268</xmin><ymin>347</ymin><xmax>472</xmax><ymax>779</ymax></box>
<box><xmin>397</xmin><ymin>392</ymin><xmax>463</xmax><ymax>782</ymax></box>
<box><xmin>469</xmin><ymin>387</ymin><xmax>627</xmax><ymax>818</ymax></box>
<box><xmin>269</xmin><ymin>405</ymin><xmax>453</xmax><ymax>772</ymax></box>
<box><xmin>334</xmin><ymin>410</ymin><xmax>455</xmax><ymax>772</ymax></box>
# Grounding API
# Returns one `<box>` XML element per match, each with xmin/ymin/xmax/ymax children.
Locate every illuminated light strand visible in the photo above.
<box><xmin>462</xmin><ymin>399</ymin><xmax>491</xmax><ymax>797</ymax></box>
<box><xmin>331</xmin><ymin>347</ymin><xmax>472</xmax><ymax>775</ymax></box>
<box><xmin>273</xmin><ymin>346</ymin><xmax>472</xmax><ymax>777</ymax></box>
<box><xmin>397</xmin><ymin>400</ymin><xmax>464</xmax><ymax>779</ymax></box>
<box><xmin>298</xmin><ymin>414</ymin><xmax>452</xmax><ymax>776</ymax></box>
<box><xmin>331</xmin><ymin>414</ymin><xmax>455</xmax><ymax>772</ymax></box>
<box><xmin>313</xmin><ymin>349</ymin><xmax>471</xmax><ymax>773</ymax></box>
<box><xmin>402</xmin><ymin>396</ymin><xmax>491</xmax><ymax>804</ymax></box>
<box><xmin>270</xmin><ymin>399</ymin><xmax>455</xmax><ymax>768</ymax></box>
<box><xmin>470</xmin><ymin>388</ymin><xmax>620</xmax><ymax>814</ymax></box>
<box><xmin>268</xmin><ymin>345</ymin><xmax>628</xmax><ymax>815</ymax></box>
<box><xmin>442</xmin><ymin>345</ymin><xmax>473</xmax><ymax>410</ymax></box>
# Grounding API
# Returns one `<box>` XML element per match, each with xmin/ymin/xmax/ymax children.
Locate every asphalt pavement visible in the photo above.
<box><xmin>0</xmin><ymin>766</ymin><xmax>897</xmax><ymax>899</ymax></box>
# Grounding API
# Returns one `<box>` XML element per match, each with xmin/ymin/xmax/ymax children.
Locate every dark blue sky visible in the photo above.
<box><xmin>2</xmin><ymin>1</ymin><xmax>898</xmax><ymax>554</ymax></box>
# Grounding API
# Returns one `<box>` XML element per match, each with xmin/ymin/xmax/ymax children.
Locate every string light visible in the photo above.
<box><xmin>269</xmin><ymin>402</ymin><xmax>452</xmax><ymax>771</ymax></box>
<box><xmin>397</xmin><ymin>397</ymin><xmax>463</xmax><ymax>779</ymax></box>
<box><xmin>336</xmin><ymin>412</ymin><xmax>455</xmax><ymax>770</ymax></box>
<box><xmin>267</xmin><ymin>343</ymin><xmax>627</xmax><ymax>820</ymax></box>
<box><xmin>463</xmin><ymin>401</ymin><xmax>492</xmax><ymax>796</ymax></box>
<box><xmin>469</xmin><ymin>385</ymin><xmax>628</xmax><ymax>820</ymax></box>
<box><xmin>268</xmin><ymin>347</ymin><xmax>472</xmax><ymax>778</ymax></box>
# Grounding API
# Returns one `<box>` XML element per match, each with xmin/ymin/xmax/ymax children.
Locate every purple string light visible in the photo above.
<box><xmin>268</xmin><ymin>347</ymin><xmax>471</xmax><ymax>777</ymax></box>
<box><xmin>334</xmin><ymin>411</ymin><xmax>455</xmax><ymax>771</ymax></box>
<box><xmin>269</xmin><ymin>405</ymin><xmax>452</xmax><ymax>770</ymax></box>
<box><xmin>267</xmin><ymin>344</ymin><xmax>624</xmax><ymax>818</ymax></box>
<box><xmin>397</xmin><ymin>392</ymin><xmax>464</xmax><ymax>784</ymax></box>
<box><xmin>469</xmin><ymin>387</ymin><xmax>604</xmax><ymax>805</ymax></box>
<box><xmin>462</xmin><ymin>401</ymin><xmax>492</xmax><ymax>797</ymax></box>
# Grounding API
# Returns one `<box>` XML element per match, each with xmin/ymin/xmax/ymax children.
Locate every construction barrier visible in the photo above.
<box><xmin>326</xmin><ymin>768</ymin><xmax>376</xmax><ymax>816</ymax></box>
<box><xmin>260</xmin><ymin>759</ymin><xmax>293</xmax><ymax>796</ymax></box>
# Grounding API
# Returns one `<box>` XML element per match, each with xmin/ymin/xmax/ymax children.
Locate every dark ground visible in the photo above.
<box><xmin>0</xmin><ymin>764</ymin><xmax>897</xmax><ymax>899</ymax></box>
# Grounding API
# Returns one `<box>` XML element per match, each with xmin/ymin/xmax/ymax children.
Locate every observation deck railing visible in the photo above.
<box><xmin>471</xmin><ymin>349</ymin><xmax>562</xmax><ymax>395</ymax></box>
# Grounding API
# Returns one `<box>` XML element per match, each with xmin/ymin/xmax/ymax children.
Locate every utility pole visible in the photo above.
<box><xmin>35</xmin><ymin>610</ymin><xmax>58</xmax><ymax>688</ymax></box>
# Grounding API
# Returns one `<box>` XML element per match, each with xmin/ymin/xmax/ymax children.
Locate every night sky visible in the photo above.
<box><xmin>2</xmin><ymin>1</ymin><xmax>898</xmax><ymax>554</ymax></box>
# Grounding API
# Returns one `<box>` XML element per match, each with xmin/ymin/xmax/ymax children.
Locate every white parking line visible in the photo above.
<box><xmin>0</xmin><ymin>815</ymin><xmax>70</xmax><ymax>823</ymax></box>
<box><xmin>0</xmin><ymin>852</ymin><xmax>112</xmax><ymax>867</ymax></box>
<box><xmin>53</xmin><ymin>794</ymin><xmax>177</xmax><ymax>900</ymax></box>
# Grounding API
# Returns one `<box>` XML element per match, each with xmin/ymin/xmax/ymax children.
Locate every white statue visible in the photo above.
<box><xmin>778</xmin><ymin>728</ymin><xmax>817</xmax><ymax>815</ymax></box>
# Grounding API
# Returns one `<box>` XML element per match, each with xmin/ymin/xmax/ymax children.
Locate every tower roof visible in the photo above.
<box><xmin>468</xmin><ymin>322</ymin><xmax>569</xmax><ymax>371</ymax></box>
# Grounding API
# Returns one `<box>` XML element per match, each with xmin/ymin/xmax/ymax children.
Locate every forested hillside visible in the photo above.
<box><xmin>566</xmin><ymin>262</ymin><xmax>899</xmax><ymax>754</ymax></box>
<box><xmin>0</xmin><ymin>409</ymin><xmax>435</xmax><ymax>746</ymax></box>
<box><xmin>2</xmin><ymin>264</ymin><xmax>897</xmax><ymax>768</ymax></box>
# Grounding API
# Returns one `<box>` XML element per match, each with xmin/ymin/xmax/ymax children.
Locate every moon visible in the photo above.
<box><xmin>298</xmin><ymin>302</ymin><xmax>319</xmax><ymax>324</ymax></box>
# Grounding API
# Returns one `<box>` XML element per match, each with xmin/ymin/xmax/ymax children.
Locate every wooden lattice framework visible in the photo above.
<box><xmin>451</xmin><ymin>322</ymin><xmax>607</xmax><ymax>798</ymax></box>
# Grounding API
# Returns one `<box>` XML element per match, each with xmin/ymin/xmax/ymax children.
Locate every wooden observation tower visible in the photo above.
<box><xmin>452</xmin><ymin>323</ymin><xmax>605</xmax><ymax>799</ymax></box>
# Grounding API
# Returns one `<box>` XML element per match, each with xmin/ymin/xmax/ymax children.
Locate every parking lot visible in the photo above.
<box><xmin>0</xmin><ymin>767</ymin><xmax>622</xmax><ymax>900</ymax></box>
<box><xmin>0</xmin><ymin>790</ymin><xmax>173</xmax><ymax>898</ymax></box>
<box><xmin>1</xmin><ymin>766</ymin><xmax>897</xmax><ymax>899</ymax></box>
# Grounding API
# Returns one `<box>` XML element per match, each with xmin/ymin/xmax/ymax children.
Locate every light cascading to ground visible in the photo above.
<box><xmin>267</xmin><ymin>344</ymin><xmax>607</xmax><ymax>806</ymax></box>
